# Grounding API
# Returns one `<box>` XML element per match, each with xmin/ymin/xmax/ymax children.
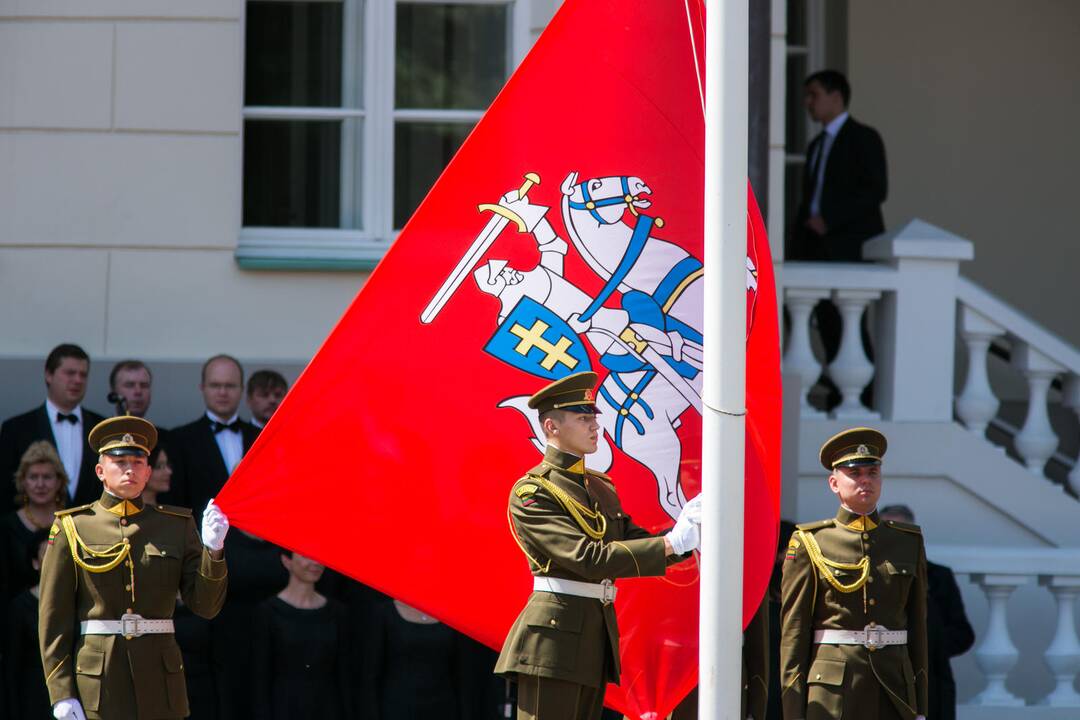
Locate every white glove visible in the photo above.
<box><xmin>201</xmin><ymin>499</ymin><xmax>229</xmax><ymax>552</ymax></box>
<box><xmin>53</xmin><ymin>698</ymin><xmax>87</xmax><ymax>720</ymax></box>
<box><xmin>679</xmin><ymin>495</ymin><xmax>703</xmax><ymax>524</ymax></box>
<box><xmin>667</xmin><ymin>496</ymin><xmax>702</xmax><ymax>555</ymax></box>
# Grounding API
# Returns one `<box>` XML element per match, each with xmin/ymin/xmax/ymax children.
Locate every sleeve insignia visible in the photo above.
<box><xmin>515</xmin><ymin>483</ymin><xmax>539</xmax><ymax>499</ymax></box>
<box><xmin>785</xmin><ymin>536</ymin><xmax>800</xmax><ymax>559</ymax></box>
<box><xmin>48</xmin><ymin>523</ymin><xmax>60</xmax><ymax>545</ymax></box>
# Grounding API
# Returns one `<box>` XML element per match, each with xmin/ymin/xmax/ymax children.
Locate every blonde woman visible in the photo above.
<box><xmin>2</xmin><ymin>440</ymin><xmax>66</xmax><ymax>601</ymax></box>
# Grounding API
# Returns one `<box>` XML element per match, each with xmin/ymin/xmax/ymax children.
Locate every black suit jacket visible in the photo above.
<box><xmin>791</xmin><ymin>116</ymin><xmax>888</xmax><ymax>262</ymax></box>
<box><xmin>0</xmin><ymin>404</ymin><xmax>106</xmax><ymax>509</ymax></box>
<box><xmin>163</xmin><ymin>414</ymin><xmax>257</xmax><ymax>517</ymax></box>
<box><xmin>926</xmin><ymin>561</ymin><xmax>975</xmax><ymax>720</ymax></box>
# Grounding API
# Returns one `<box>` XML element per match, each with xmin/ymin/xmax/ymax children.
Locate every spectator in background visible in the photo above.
<box><xmin>246</xmin><ymin>369</ymin><xmax>288</xmax><ymax>430</ymax></box>
<box><xmin>1</xmin><ymin>442</ymin><xmax>67</xmax><ymax>605</ymax></box>
<box><xmin>141</xmin><ymin>444</ymin><xmax>173</xmax><ymax>506</ymax></box>
<box><xmin>4</xmin><ymin>528</ymin><xmax>51</xmax><ymax>720</ymax></box>
<box><xmin>790</xmin><ymin>69</ymin><xmax>887</xmax><ymax>263</ymax></box>
<box><xmin>880</xmin><ymin>505</ymin><xmax>975</xmax><ymax>720</ymax></box>
<box><xmin>165</xmin><ymin>354</ymin><xmax>257</xmax><ymax>515</ymax></box>
<box><xmin>364</xmin><ymin>597</ymin><xmax>493</xmax><ymax>720</ymax></box>
<box><xmin>252</xmin><ymin>550</ymin><xmax>354</xmax><ymax>719</ymax></box>
<box><xmin>108</xmin><ymin>359</ymin><xmax>154</xmax><ymax>419</ymax></box>
<box><xmin>0</xmin><ymin>343</ymin><xmax>105</xmax><ymax>508</ymax></box>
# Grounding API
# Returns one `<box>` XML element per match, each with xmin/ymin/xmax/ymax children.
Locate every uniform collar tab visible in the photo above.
<box><xmin>100</xmin><ymin>490</ymin><xmax>144</xmax><ymax>516</ymax></box>
<box><xmin>543</xmin><ymin>445</ymin><xmax>585</xmax><ymax>474</ymax></box>
<box><xmin>836</xmin><ymin>506</ymin><xmax>878</xmax><ymax>531</ymax></box>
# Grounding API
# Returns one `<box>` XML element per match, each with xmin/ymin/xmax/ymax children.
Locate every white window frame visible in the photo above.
<box><xmin>238</xmin><ymin>0</ymin><xmax>532</xmax><ymax>270</ymax></box>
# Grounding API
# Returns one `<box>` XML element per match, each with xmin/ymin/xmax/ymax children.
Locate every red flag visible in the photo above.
<box><xmin>217</xmin><ymin>1</ymin><xmax>780</xmax><ymax>717</ymax></box>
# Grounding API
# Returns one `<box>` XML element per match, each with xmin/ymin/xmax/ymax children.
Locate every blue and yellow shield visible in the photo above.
<box><xmin>484</xmin><ymin>297</ymin><xmax>591</xmax><ymax>380</ymax></box>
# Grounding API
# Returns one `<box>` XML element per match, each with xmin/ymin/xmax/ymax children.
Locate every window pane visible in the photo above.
<box><xmin>784</xmin><ymin>159</ymin><xmax>804</xmax><ymax>255</ymax></box>
<box><xmin>394</xmin><ymin>122</ymin><xmax>471</xmax><ymax>228</ymax></box>
<box><xmin>244</xmin><ymin>119</ymin><xmax>350</xmax><ymax>228</ymax></box>
<box><xmin>786</xmin><ymin>54</ymin><xmax>808</xmax><ymax>154</ymax></box>
<box><xmin>787</xmin><ymin>0</ymin><xmax>807</xmax><ymax>47</ymax></box>
<box><xmin>245</xmin><ymin>1</ymin><xmax>344</xmax><ymax>107</ymax></box>
<box><xmin>395</xmin><ymin>3</ymin><xmax>508</xmax><ymax>110</ymax></box>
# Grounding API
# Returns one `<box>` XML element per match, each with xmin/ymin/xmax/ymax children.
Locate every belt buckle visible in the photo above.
<box><xmin>863</xmin><ymin>624</ymin><xmax>883</xmax><ymax>650</ymax></box>
<box><xmin>121</xmin><ymin>612</ymin><xmax>142</xmax><ymax>639</ymax></box>
<box><xmin>600</xmin><ymin>579</ymin><xmax>616</xmax><ymax>605</ymax></box>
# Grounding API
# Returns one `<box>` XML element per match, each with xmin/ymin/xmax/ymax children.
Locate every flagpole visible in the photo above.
<box><xmin>700</xmin><ymin>0</ymin><xmax>748</xmax><ymax>718</ymax></box>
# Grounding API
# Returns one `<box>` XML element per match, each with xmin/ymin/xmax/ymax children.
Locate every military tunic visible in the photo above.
<box><xmin>780</xmin><ymin>508</ymin><xmax>928</xmax><ymax>720</ymax></box>
<box><xmin>495</xmin><ymin>446</ymin><xmax>674</xmax><ymax>718</ymax></box>
<box><xmin>39</xmin><ymin>491</ymin><xmax>228</xmax><ymax>720</ymax></box>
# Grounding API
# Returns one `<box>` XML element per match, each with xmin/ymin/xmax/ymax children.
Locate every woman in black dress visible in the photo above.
<box><xmin>252</xmin><ymin>550</ymin><xmax>354</xmax><ymax>719</ymax></box>
<box><xmin>1</xmin><ymin>441</ymin><xmax>66</xmax><ymax>604</ymax></box>
<box><xmin>4</xmin><ymin>529</ymin><xmax>52</xmax><ymax>719</ymax></box>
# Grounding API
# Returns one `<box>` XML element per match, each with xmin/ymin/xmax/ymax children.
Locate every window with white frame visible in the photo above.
<box><xmin>240</xmin><ymin>0</ymin><xmax>528</xmax><ymax>269</ymax></box>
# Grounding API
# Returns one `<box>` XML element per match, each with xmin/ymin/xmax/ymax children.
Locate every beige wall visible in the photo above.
<box><xmin>849</xmin><ymin>0</ymin><xmax>1080</xmax><ymax>346</ymax></box>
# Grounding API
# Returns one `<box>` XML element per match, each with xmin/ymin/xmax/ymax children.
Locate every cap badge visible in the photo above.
<box><xmin>584</xmin><ymin>389</ymin><xmax>595</xmax><ymax>402</ymax></box>
<box><xmin>122</xmin><ymin>433</ymin><xmax>134</xmax><ymax>444</ymax></box>
<box><xmin>857</xmin><ymin>444</ymin><xmax>869</xmax><ymax>455</ymax></box>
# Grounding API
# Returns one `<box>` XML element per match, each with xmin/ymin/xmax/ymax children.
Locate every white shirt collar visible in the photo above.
<box><xmin>206</xmin><ymin>410</ymin><xmax>239</xmax><ymax>425</ymax></box>
<box><xmin>824</xmin><ymin>111</ymin><xmax>849</xmax><ymax>138</ymax></box>
<box><xmin>46</xmin><ymin>398</ymin><xmax>82</xmax><ymax>422</ymax></box>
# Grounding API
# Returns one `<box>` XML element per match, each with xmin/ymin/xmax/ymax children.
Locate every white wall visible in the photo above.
<box><xmin>848</xmin><ymin>0</ymin><xmax>1080</xmax><ymax>347</ymax></box>
<box><xmin>0</xmin><ymin>2</ymin><xmax>365</xmax><ymax>364</ymax></box>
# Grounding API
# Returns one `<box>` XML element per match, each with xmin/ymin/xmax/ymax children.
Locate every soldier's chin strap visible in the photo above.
<box><xmin>61</xmin><ymin>514</ymin><xmax>136</xmax><ymax>602</ymax></box>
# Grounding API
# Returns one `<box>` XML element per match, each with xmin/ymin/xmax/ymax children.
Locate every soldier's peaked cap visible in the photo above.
<box><xmin>819</xmin><ymin>426</ymin><xmax>886</xmax><ymax>470</ymax></box>
<box><xmin>89</xmin><ymin>415</ymin><xmax>157</xmax><ymax>458</ymax></box>
<box><xmin>528</xmin><ymin>371</ymin><xmax>601</xmax><ymax>415</ymax></box>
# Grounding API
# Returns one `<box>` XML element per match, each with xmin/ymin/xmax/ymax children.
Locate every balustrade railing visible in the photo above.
<box><xmin>930</xmin><ymin>546</ymin><xmax>1080</xmax><ymax>708</ymax></box>
<box><xmin>781</xmin><ymin>218</ymin><xmax>1080</xmax><ymax>495</ymax></box>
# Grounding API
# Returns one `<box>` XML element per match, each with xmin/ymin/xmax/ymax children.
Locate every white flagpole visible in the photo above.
<box><xmin>699</xmin><ymin>0</ymin><xmax>748</xmax><ymax>718</ymax></box>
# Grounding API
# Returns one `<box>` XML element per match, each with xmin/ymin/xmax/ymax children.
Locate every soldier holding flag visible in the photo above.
<box><xmin>38</xmin><ymin>416</ymin><xmax>229</xmax><ymax>720</ymax></box>
<box><xmin>495</xmin><ymin>371</ymin><xmax>702</xmax><ymax>720</ymax></box>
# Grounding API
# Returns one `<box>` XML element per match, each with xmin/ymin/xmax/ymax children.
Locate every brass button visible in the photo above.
<box><xmin>120</xmin><ymin>518</ymin><xmax>128</xmax><ymax>526</ymax></box>
<box><xmin>868</xmin><ymin>576</ymin><xmax>874</xmax><ymax>583</ymax></box>
<box><xmin>901</xmin><ymin>568</ymin><xmax>908</xmax><ymax>574</ymax></box>
<box><xmin>549</xmin><ymin>618</ymin><xmax>557</xmax><ymax>626</ymax></box>
<box><xmin>862</xmin><ymin>533</ymin><xmax>869</xmax><ymax>540</ymax></box>
<box><xmin>122</xmin><ymin>538</ymin><xmax>130</xmax><ymax>545</ymax></box>
<box><xmin>125</xmin><ymin>584</ymin><xmax>131</xmax><ymax>591</ymax></box>
<box><xmin>160</xmin><ymin>550</ymin><xmax>167</xmax><ymax>556</ymax></box>
<box><xmin>76</xmin><ymin>666</ymin><xmax>81</xmax><ymax>672</ymax></box>
<box><xmin>869</xmin><ymin>598</ymin><xmax>877</xmax><ymax>606</ymax></box>
<box><xmin>815</xmin><ymin>674</ymin><xmax>821</xmax><ymax>680</ymax></box>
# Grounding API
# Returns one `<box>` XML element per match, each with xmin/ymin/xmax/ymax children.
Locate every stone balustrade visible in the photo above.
<box><xmin>782</xmin><ymin>218</ymin><xmax>1080</xmax><ymax>494</ymax></box>
<box><xmin>930</xmin><ymin>546</ymin><xmax>1080</xmax><ymax>708</ymax></box>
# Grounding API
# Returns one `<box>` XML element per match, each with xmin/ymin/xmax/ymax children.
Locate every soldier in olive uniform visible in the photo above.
<box><xmin>494</xmin><ymin>371</ymin><xmax>702</xmax><ymax>720</ymax></box>
<box><xmin>38</xmin><ymin>416</ymin><xmax>230</xmax><ymax>720</ymax></box>
<box><xmin>780</xmin><ymin>428</ymin><xmax>928</xmax><ymax>720</ymax></box>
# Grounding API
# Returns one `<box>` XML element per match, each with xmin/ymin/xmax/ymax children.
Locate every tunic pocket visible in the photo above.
<box><xmin>74</xmin><ymin>647</ymin><xmax>105</xmax><ymax>712</ymax></box>
<box><xmin>882</xmin><ymin>560</ymin><xmax>916</xmax><ymax>607</ymax></box>
<box><xmin>517</xmin><ymin>600</ymin><xmax>585</xmax><ymax>672</ymax></box>
<box><xmin>161</xmin><ymin>642</ymin><xmax>189</xmax><ymax>714</ymax></box>
<box><xmin>143</xmin><ymin>542</ymin><xmax>181</xmax><ymax>589</ymax></box>
<box><xmin>806</xmin><ymin>659</ymin><xmax>845</xmax><ymax>720</ymax></box>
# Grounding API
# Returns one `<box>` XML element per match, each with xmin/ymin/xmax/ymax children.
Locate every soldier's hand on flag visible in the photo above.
<box><xmin>667</xmin><ymin>496</ymin><xmax>702</xmax><ymax>555</ymax></box>
<box><xmin>201</xmin><ymin>499</ymin><xmax>230</xmax><ymax>554</ymax></box>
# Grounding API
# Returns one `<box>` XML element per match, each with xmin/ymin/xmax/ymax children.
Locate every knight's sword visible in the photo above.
<box><xmin>420</xmin><ymin>173</ymin><xmax>541</xmax><ymax>324</ymax></box>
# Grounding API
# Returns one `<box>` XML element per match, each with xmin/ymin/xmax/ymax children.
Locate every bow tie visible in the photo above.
<box><xmin>211</xmin><ymin>420</ymin><xmax>241</xmax><ymax>434</ymax></box>
<box><xmin>56</xmin><ymin>412</ymin><xmax>78</xmax><ymax>425</ymax></box>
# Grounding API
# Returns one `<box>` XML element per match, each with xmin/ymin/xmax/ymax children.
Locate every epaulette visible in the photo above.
<box><xmin>54</xmin><ymin>503</ymin><xmax>94</xmax><ymax>517</ymax></box>
<box><xmin>153</xmin><ymin>504</ymin><xmax>193</xmax><ymax>518</ymax></box>
<box><xmin>884</xmin><ymin>519</ymin><xmax>922</xmax><ymax>535</ymax></box>
<box><xmin>586</xmin><ymin>467</ymin><xmax>611</xmax><ymax>481</ymax></box>
<box><xmin>525</xmin><ymin>463</ymin><xmax>553</xmax><ymax>479</ymax></box>
<box><xmin>795</xmin><ymin>518</ymin><xmax>834</xmax><ymax>532</ymax></box>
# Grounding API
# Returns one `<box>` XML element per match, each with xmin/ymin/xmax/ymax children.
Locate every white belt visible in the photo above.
<box><xmin>534</xmin><ymin>577</ymin><xmax>617</xmax><ymax>604</ymax></box>
<box><xmin>813</xmin><ymin>625</ymin><xmax>907</xmax><ymax>649</ymax></box>
<box><xmin>81</xmin><ymin>613</ymin><xmax>174</xmax><ymax>639</ymax></box>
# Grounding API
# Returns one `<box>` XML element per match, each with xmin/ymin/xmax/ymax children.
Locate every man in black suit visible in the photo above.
<box><xmin>790</xmin><ymin>69</ymin><xmax>888</xmax><ymax>262</ymax></box>
<box><xmin>881</xmin><ymin>505</ymin><xmax>975</xmax><ymax>720</ymax></box>
<box><xmin>0</xmin><ymin>343</ymin><xmax>106</xmax><ymax>508</ymax></box>
<box><xmin>165</xmin><ymin>354</ymin><xmax>257</xmax><ymax>516</ymax></box>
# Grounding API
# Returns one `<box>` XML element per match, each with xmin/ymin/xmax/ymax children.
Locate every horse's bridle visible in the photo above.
<box><xmin>567</xmin><ymin>176</ymin><xmax>642</xmax><ymax>225</ymax></box>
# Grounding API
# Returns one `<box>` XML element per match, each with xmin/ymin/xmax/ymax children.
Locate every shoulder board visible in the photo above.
<box><xmin>795</xmin><ymin>519</ymin><xmax>834</xmax><ymax>532</ymax></box>
<box><xmin>54</xmin><ymin>503</ymin><xmax>94</xmax><ymax>517</ymax></box>
<box><xmin>153</xmin><ymin>504</ymin><xmax>193</xmax><ymax>518</ymax></box>
<box><xmin>585</xmin><ymin>467</ymin><xmax>611</xmax><ymax>481</ymax></box>
<box><xmin>884</xmin><ymin>519</ymin><xmax>922</xmax><ymax>535</ymax></box>
<box><xmin>525</xmin><ymin>463</ymin><xmax>552</xmax><ymax>479</ymax></box>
